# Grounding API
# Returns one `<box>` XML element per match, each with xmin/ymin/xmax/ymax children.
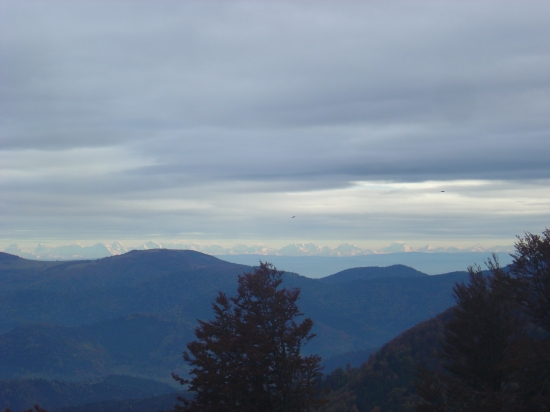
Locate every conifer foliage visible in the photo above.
<box><xmin>416</xmin><ymin>229</ymin><xmax>550</xmax><ymax>412</ymax></box>
<box><xmin>416</xmin><ymin>263</ymin><xmax>523</xmax><ymax>412</ymax></box>
<box><xmin>172</xmin><ymin>262</ymin><xmax>326</xmax><ymax>412</ymax></box>
<box><xmin>513</xmin><ymin>229</ymin><xmax>550</xmax><ymax>333</ymax></box>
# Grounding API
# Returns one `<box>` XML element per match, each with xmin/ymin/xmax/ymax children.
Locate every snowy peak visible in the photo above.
<box><xmin>137</xmin><ymin>241</ymin><xmax>162</xmax><ymax>250</ymax></box>
<box><xmin>380</xmin><ymin>242</ymin><xmax>415</xmax><ymax>253</ymax></box>
<box><xmin>3</xmin><ymin>241</ymin><xmax>514</xmax><ymax>260</ymax></box>
<box><xmin>277</xmin><ymin>243</ymin><xmax>322</xmax><ymax>256</ymax></box>
<box><xmin>106</xmin><ymin>241</ymin><xmax>128</xmax><ymax>255</ymax></box>
<box><xmin>4</xmin><ymin>243</ymin><xmax>111</xmax><ymax>260</ymax></box>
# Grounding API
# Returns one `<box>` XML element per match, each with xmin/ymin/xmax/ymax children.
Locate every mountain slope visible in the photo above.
<box><xmin>0</xmin><ymin>314</ymin><xmax>194</xmax><ymax>381</ymax></box>
<box><xmin>319</xmin><ymin>264</ymin><xmax>428</xmax><ymax>283</ymax></box>
<box><xmin>0</xmin><ymin>249</ymin><xmax>246</xmax><ymax>293</ymax></box>
<box><xmin>0</xmin><ymin>375</ymin><xmax>178</xmax><ymax>411</ymax></box>
<box><xmin>0</xmin><ymin>250</ymin><xmax>249</xmax><ymax>332</ymax></box>
<box><xmin>320</xmin><ymin>309</ymin><xmax>452</xmax><ymax>412</ymax></box>
<box><xmin>0</xmin><ymin>250</ymin><xmax>469</xmax><ymax>381</ymax></box>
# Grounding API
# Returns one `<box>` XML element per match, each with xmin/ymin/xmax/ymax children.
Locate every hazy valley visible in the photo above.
<box><xmin>0</xmin><ymin>249</ymin><xmax>472</xmax><ymax>411</ymax></box>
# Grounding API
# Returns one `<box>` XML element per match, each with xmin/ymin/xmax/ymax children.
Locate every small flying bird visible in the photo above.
<box><xmin>291</xmin><ymin>216</ymin><xmax>295</xmax><ymax>218</ymax></box>
<box><xmin>441</xmin><ymin>191</ymin><xmax>445</xmax><ymax>192</ymax></box>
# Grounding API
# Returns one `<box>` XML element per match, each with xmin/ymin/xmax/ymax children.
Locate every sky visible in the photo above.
<box><xmin>1</xmin><ymin>1</ymin><xmax>549</xmax><ymax>251</ymax></box>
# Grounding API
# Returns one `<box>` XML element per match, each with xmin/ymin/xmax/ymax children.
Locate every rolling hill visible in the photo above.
<box><xmin>319</xmin><ymin>309</ymin><xmax>451</xmax><ymax>412</ymax></box>
<box><xmin>318</xmin><ymin>264</ymin><xmax>427</xmax><ymax>283</ymax></box>
<box><xmin>0</xmin><ymin>249</ymin><xmax>471</xmax><ymax>410</ymax></box>
<box><xmin>0</xmin><ymin>375</ymin><xmax>179</xmax><ymax>412</ymax></box>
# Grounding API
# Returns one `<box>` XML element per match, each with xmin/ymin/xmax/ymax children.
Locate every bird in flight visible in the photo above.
<box><xmin>291</xmin><ymin>216</ymin><xmax>295</xmax><ymax>218</ymax></box>
<box><xmin>441</xmin><ymin>191</ymin><xmax>445</xmax><ymax>192</ymax></box>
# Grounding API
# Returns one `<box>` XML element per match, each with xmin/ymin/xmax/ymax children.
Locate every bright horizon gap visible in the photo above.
<box><xmin>1</xmin><ymin>240</ymin><xmax>518</xmax><ymax>277</ymax></box>
<box><xmin>2</xmin><ymin>238</ymin><xmax>516</xmax><ymax>254</ymax></box>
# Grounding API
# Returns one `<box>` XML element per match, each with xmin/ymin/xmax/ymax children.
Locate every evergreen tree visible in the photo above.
<box><xmin>172</xmin><ymin>262</ymin><xmax>326</xmax><ymax>412</ymax></box>
<box><xmin>512</xmin><ymin>228</ymin><xmax>550</xmax><ymax>332</ymax></box>
<box><xmin>509</xmin><ymin>229</ymin><xmax>550</xmax><ymax>410</ymax></box>
<box><xmin>416</xmin><ymin>229</ymin><xmax>550</xmax><ymax>411</ymax></box>
<box><xmin>416</xmin><ymin>260</ymin><xmax>525</xmax><ymax>411</ymax></box>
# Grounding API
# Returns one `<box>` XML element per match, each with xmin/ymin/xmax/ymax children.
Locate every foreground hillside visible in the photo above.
<box><xmin>0</xmin><ymin>249</ymin><xmax>469</xmax><ymax>410</ymax></box>
<box><xmin>321</xmin><ymin>229</ymin><xmax>550</xmax><ymax>411</ymax></box>
<box><xmin>0</xmin><ymin>250</ymin><xmax>468</xmax><ymax>366</ymax></box>
<box><xmin>0</xmin><ymin>376</ymin><xmax>179</xmax><ymax>412</ymax></box>
<box><xmin>320</xmin><ymin>309</ymin><xmax>451</xmax><ymax>412</ymax></box>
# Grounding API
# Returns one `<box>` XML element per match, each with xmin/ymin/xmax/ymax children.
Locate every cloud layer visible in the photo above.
<box><xmin>1</xmin><ymin>1</ymin><xmax>549</xmax><ymax>248</ymax></box>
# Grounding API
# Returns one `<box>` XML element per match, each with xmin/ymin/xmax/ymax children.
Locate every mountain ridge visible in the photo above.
<box><xmin>4</xmin><ymin>241</ymin><xmax>514</xmax><ymax>261</ymax></box>
<box><xmin>0</xmin><ymin>249</ymin><xmax>467</xmax><ymax>366</ymax></box>
<box><xmin>0</xmin><ymin>249</ymin><xmax>475</xmax><ymax>410</ymax></box>
<box><xmin>319</xmin><ymin>264</ymin><xmax>428</xmax><ymax>283</ymax></box>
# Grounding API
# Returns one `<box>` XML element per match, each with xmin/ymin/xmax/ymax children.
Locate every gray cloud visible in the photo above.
<box><xmin>1</xmin><ymin>1</ymin><xmax>549</xmax><ymax>246</ymax></box>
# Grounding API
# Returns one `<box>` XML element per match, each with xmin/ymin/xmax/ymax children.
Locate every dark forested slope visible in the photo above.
<box><xmin>0</xmin><ymin>375</ymin><xmax>177</xmax><ymax>412</ymax></box>
<box><xmin>320</xmin><ymin>309</ymin><xmax>452</xmax><ymax>412</ymax></box>
<box><xmin>0</xmin><ymin>250</ymin><xmax>468</xmax><ymax>378</ymax></box>
<box><xmin>0</xmin><ymin>249</ymin><xmax>470</xmax><ymax>410</ymax></box>
<box><xmin>319</xmin><ymin>264</ymin><xmax>428</xmax><ymax>283</ymax></box>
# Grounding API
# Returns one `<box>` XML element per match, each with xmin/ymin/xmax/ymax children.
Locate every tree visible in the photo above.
<box><xmin>416</xmin><ymin>229</ymin><xmax>550</xmax><ymax>411</ymax></box>
<box><xmin>172</xmin><ymin>262</ymin><xmax>326</xmax><ymax>412</ymax></box>
<box><xmin>508</xmin><ymin>229</ymin><xmax>550</xmax><ymax>410</ymax></box>
<box><xmin>416</xmin><ymin>260</ymin><xmax>526</xmax><ymax>411</ymax></box>
<box><xmin>511</xmin><ymin>228</ymin><xmax>550</xmax><ymax>332</ymax></box>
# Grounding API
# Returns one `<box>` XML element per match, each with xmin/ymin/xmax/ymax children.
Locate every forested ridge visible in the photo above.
<box><xmin>2</xmin><ymin>229</ymin><xmax>549</xmax><ymax>411</ymax></box>
<box><xmin>0</xmin><ymin>250</ymin><xmax>467</xmax><ymax>381</ymax></box>
<box><xmin>319</xmin><ymin>310</ymin><xmax>450</xmax><ymax>412</ymax></box>
<box><xmin>320</xmin><ymin>230</ymin><xmax>550</xmax><ymax>412</ymax></box>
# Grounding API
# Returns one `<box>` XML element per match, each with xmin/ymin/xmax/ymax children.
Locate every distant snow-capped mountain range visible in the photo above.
<box><xmin>4</xmin><ymin>241</ymin><xmax>514</xmax><ymax>261</ymax></box>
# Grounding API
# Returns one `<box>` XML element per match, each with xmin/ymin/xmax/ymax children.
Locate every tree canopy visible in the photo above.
<box><xmin>416</xmin><ymin>229</ymin><xmax>550</xmax><ymax>412</ymax></box>
<box><xmin>173</xmin><ymin>262</ymin><xmax>326</xmax><ymax>412</ymax></box>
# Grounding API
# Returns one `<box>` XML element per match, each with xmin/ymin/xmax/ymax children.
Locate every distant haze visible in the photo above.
<box><xmin>221</xmin><ymin>253</ymin><xmax>514</xmax><ymax>278</ymax></box>
<box><xmin>4</xmin><ymin>241</ymin><xmax>514</xmax><ymax>276</ymax></box>
<box><xmin>1</xmin><ymin>1</ymin><xmax>549</xmax><ymax>248</ymax></box>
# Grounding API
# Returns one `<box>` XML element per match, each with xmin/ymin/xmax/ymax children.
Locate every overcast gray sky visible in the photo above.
<box><xmin>1</xmin><ymin>1</ymin><xmax>549</xmax><ymax>250</ymax></box>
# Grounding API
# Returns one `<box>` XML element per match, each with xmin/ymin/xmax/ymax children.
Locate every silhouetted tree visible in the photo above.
<box><xmin>508</xmin><ymin>229</ymin><xmax>550</xmax><ymax>409</ymax></box>
<box><xmin>416</xmin><ymin>229</ymin><xmax>550</xmax><ymax>411</ymax></box>
<box><xmin>172</xmin><ymin>262</ymin><xmax>326</xmax><ymax>412</ymax></box>
<box><xmin>416</xmin><ymin>260</ymin><xmax>526</xmax><ymax>411</ymax></box>
<box><xmin>512</xmin><ymin>229</ymin><xmax>550</xmax><ymax>332</ymax></box>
